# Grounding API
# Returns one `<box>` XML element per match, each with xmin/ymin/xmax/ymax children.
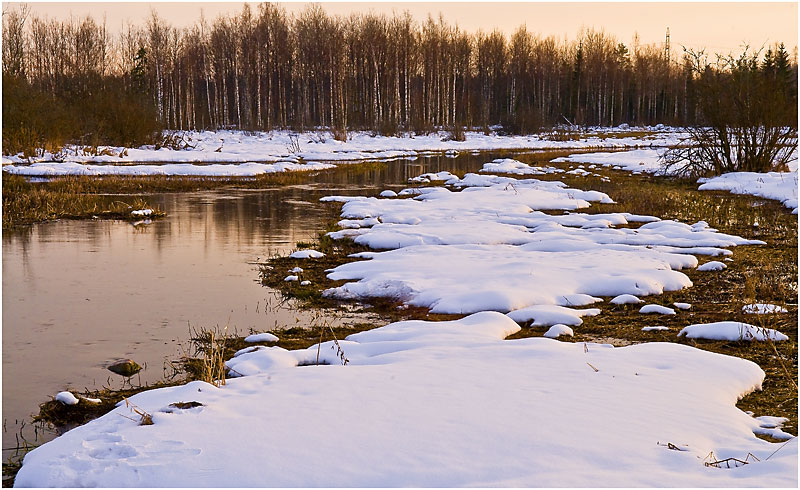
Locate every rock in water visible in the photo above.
<box><xmin>108</xmin><ymin>359</ymin><xmax>142</xmax><ymax>377</ymax></box>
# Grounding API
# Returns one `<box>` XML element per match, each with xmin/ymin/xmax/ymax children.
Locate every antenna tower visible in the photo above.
<box><xmin>664</xmin><ymin>27</ymin><xmax>670</xmax><ymax>61</ymax></box>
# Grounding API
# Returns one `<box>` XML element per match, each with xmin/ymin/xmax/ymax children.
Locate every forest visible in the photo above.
<box><xmin>2</xmin><ymin>3</ymin><xmax>797</xmax><ymax>154</ymax></box>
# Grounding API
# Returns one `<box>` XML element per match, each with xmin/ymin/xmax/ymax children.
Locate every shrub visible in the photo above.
<box><xmin>662</xmin><ymin>47</ymin><xmax>798</xmax><ymax>176</ymax></box>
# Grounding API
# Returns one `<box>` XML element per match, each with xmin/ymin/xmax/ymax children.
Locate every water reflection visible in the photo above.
<box><xmin>1</xmin><ymin>151</ymin><xmax>536</xmax><ymax>456</ymax></box>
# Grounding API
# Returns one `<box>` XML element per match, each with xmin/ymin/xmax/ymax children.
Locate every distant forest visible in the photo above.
<box><xmin>2</xmin><ymin>3</ymin><xmax>798</xmax><ymax>153</ymax></box>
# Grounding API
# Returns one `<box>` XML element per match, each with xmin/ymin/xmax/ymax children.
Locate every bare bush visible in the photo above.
<box><xmin>662</xmin><ymin>47</ymin><xmax>798</xmax><ymax>176</ymax></box>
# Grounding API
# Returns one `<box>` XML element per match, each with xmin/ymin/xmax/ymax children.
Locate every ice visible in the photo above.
<box><xmin>678</xmin><ymin>321</ymin><xmax>789</xmax><ymax>342</ymax></box>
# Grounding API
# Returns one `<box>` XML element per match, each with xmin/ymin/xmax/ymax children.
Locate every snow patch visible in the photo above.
<box><xmin>678</xmin><ymin>321</ymin><xmax>789</xmax><ymax>342</ymax></box>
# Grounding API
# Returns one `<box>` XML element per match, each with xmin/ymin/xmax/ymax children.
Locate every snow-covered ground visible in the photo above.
<box><xmin>16</xmin><ymin>312</ymin><xmax>797</xmax><ymax>487</ymax></box>
<box><xmin>2</xmin><ymin>127</ymin><xmax>685</xmax><ymax>176</ymax></box>
<box><xmin>12</xmin><ymin>150</ymin><xmax>796</xmax><ymax>486</ymax></box>
<box><xmin>321</xmin><ymin>165</ymin><xmax>762</xmax><ymax>316</ymax></box>
<box><xmin>553</xmin><ymin>148</ymin><xmax>799</xmax><ymax>213</ymax></box>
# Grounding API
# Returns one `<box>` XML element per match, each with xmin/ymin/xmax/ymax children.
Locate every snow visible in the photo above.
<box><xmin>55</xmin><ymin>391</ymin><xmax>79</xmax><ymax>406</ymax></box>
<box><xmin>552</xmin><ymin>148</ymin><xmax>799</xmax><ymax>213</ymax></box>
<box><xmin>322</xmin><ymin>169</ymin><xmax>761</xmax><ymax>315</ymax></box>
<box><xmin>507</xmin><ymin>305</ymin><xmax>601</xmax><ymax>326</ymax></box>
<box><xmin>300</xmin><ymin>280</ymin><xmax>311</xmax><ymax>286</ymax></box>
<box><xmin>639</xmin><ymin>304</ymin><xmax>676</xmax><ymax>315</ymax></box>
<box><xmin>379</xmin><ymin>190</ymin><xmax>397</xmax><ymax>198</ymax></box>
<box><xmin>752</xmin><ymin>416</ymin><xmax>795</xmax><ymax>441</ymax></box>
<box><xmin>1</xmin><ymin>127</ymin><xmax>687</xmax><ymax>176</ymax></box>
<box><xmin>743</xmin><ymin>303</ymin><xmax>789</xmax><ymax>315</ymax></box>
<box><xmin>243</xmin><ymin>333</ymin><xmax>279</xmax><ymax>343</ymax></box>
<box><xmin>479</xmin><ymin>158</ymin><xmax>563</xmax><ymax>175</ymax></box>
<box><xmin>552</xmin><ymin>149</ymin><xmax>668</xmax><ymax>174</ymax></box>
<box><xmin>283</xmin><ymin>275</ymin><xmax>299</xmax><ymax>282</ymax></box>
<box><xmin>409</xmin><ymin>171</ymin><xmax>459</xmax><ymax>183</ymax></box>
<box><xmin>673</xmin><ymin>302</ymin><xmax>692</xmax><ymax>310</ymax></box>
<box><xmin>130</xmin><ymin>209</ymin><xmax>153</xmax><ymax>216</ymax></box>
<box><xmin>642</xmin><ymin>326</ymin><xmax>670</xmax><ymax>332</ymax></box>
<box><xmin>289</xmin><ymin>267</ymin><xmax>303</xmax><ymax>273</ymax></box>
<box><xmin>698</xmin><ymin>171</ymin><xmax>799</xmax><ymax>214</ymax></box>
<box><xmin>16</xmin><ymin>311</ymin><xmax>796</xmax><ymax>487</ymax></box>
<box><xmin>2</xmin><ymin>160</ymin><xmax>336</xmax><ymax>177</ymax></box>
<box><xmin>678</xmin><ymin>321</ymin><xmax>789</xmax><ymax>342</ymax></box>
<box><xmin>289</xmin><ymin>250</ymin><xmax>325</xmax><ymax>259</ymax></box>
<box><xmin>610</xmin><ymin>294</ymin><xmax>644</xmax><ymax>305</ymax></box>
<box><xmin>543</xmin><ymin>324</ymin><xmax>574</xmax><ymax>338</ymax></box>
<box><xmin>697</xmin><ymin>260</ymin><xmax>727</xmax><ymax>271</ymax></box>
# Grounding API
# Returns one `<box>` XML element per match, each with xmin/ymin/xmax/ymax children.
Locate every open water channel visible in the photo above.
<box><xmin>3</xmin><ymin>151</ymin><xmax>544</xmax><ymax>461</ymax></box>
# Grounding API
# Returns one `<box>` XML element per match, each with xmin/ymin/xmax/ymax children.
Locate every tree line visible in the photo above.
<box><xmin>3</xmin><ymin>3</ymin><xmax>797</xmax><ymax>155</ymax></box>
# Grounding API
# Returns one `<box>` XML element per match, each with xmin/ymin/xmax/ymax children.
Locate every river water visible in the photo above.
<box><xmin>3</xmin><ymin>152</ymin><xmax>539</xmax><ymax>459</ymax></box>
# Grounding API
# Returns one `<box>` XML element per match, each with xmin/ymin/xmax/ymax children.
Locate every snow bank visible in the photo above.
<box><xmin>552</xmin><ymin>148</ymin><xmax>799</xmax><ymax>213</ymax></box>
<box><xmin>552</xmin><ymin>149</ymin><xmax>667</xmax><ymax>174</ymax></box>
<box><xmin>2</xmin><ymin>127</ymin><xmax>687</xmax><ymax>168</ymax></box>
<box><xmin>16</xmin><ymin>312</ymin><xmax>795</xmax><ymax>487</ymax></box>
<box><xmin>2</xmin><ymin>160</ymin><xmax>335</xmax><ymax>177</ymax></box>
<box><xmin>678</xmin><ymin>321</ymin><xmax>789</xmax><ymax>342</ymax></box>
<box><xmin>698</xmin><ymin>171</ymin><xmax>799</xmax><ymax>214</ymax></box>
<box><xmin>323</xmin><ymin>171</ymin><xmax>761</xmax><ymax>315</ymax></box>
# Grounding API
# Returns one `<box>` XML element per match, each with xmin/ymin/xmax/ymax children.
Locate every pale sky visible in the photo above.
<box><xmin>8</xmin><ymin>1</ymin><xmax>799</xmax><ymax>54</ymax></box>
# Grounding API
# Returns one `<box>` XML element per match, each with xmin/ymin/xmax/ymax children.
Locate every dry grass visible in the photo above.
<box><xmin>268</xmin><ymin>154</ymin><xmax>797</xmax><ymax>436</ymax></box>
<box><xmin>2</xmin><ymin>174</ymin><xmax>166</xmax><ymax>229</ymax></box>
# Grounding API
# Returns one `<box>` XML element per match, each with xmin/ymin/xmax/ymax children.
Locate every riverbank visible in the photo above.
<box><xmin>2</xmin><ymin>126</ymin><xmax>686</xmax><ymax>170</ymax></box>
<box><xmin>12</xmin><ymin>151</ymin><xmax>797</xmax><ymax>486</ymax></box>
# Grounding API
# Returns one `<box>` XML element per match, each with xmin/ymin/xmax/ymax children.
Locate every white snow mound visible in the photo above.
<box><xmin>543</xmin><ymin>324</ymin><xmax>574</xmax><ymax>338</ymax></box>
<box><xmin>639</xmin><ymin>304</ymin><xmax>676</xmax><ymax>315</ymax></box>
<box><xmin>678</xmin><ymin>321</ymin><xmax>789</xmax><ymax>342</ymax></box>
<box><xmin>290</xmin><ymin>250</ymin><xmax>325</xmax><ymax>259</ymax></box>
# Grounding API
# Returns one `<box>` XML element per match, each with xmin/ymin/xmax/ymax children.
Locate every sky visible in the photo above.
<box><xmin>9</xmin><ymin>1</ymin><xmax>799</xmax><ymax>54</ymax></box>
